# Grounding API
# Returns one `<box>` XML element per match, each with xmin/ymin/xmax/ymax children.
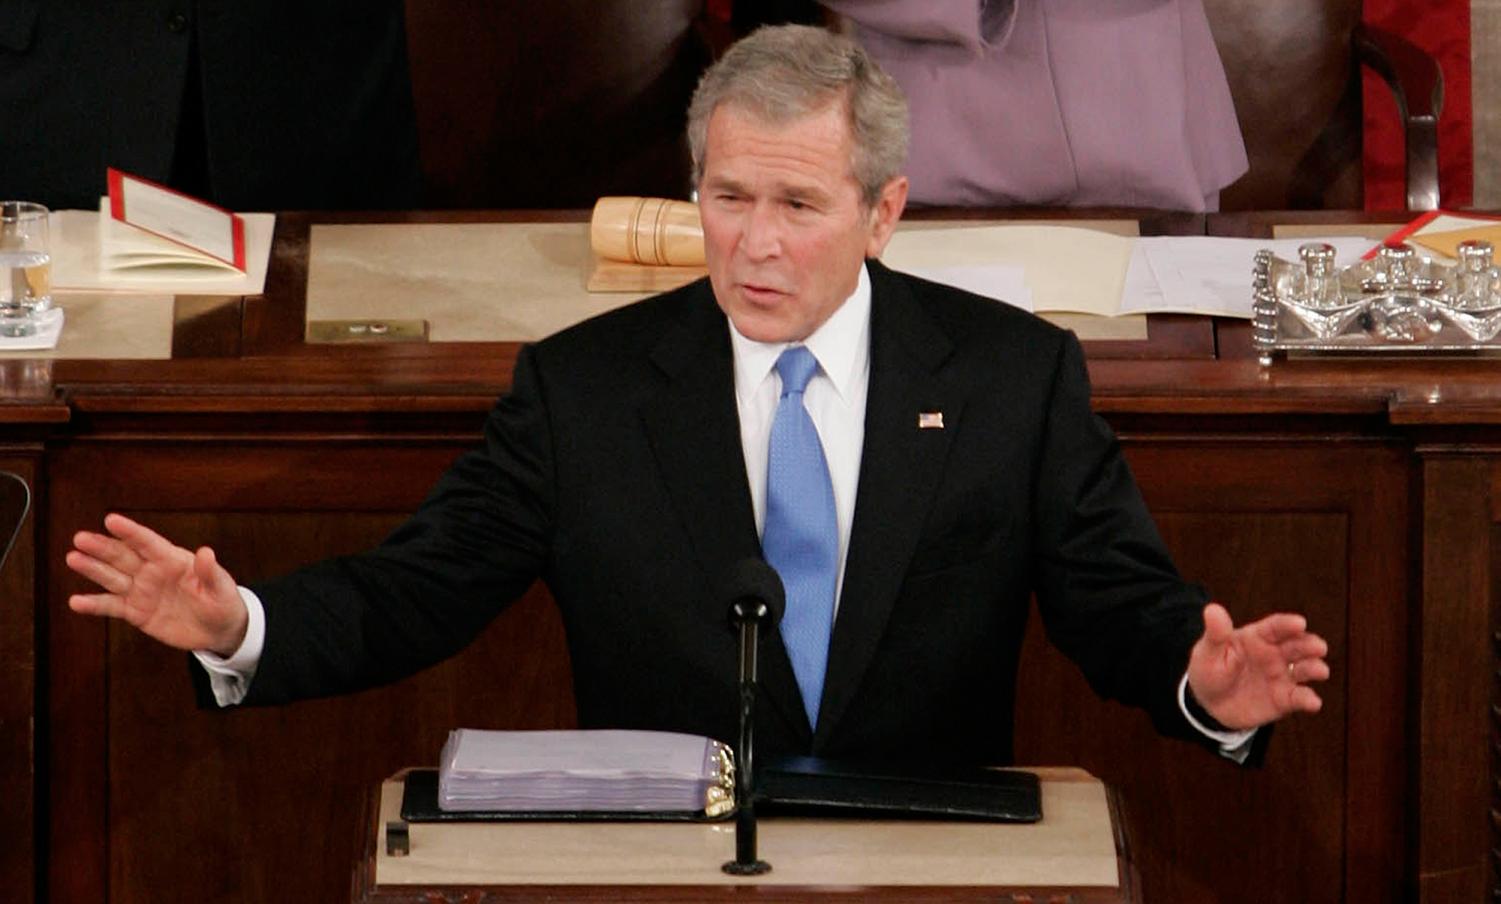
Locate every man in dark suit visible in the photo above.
<box><xmin>65</xmin><ymin>25</ymin><xmax>1327</xmax><ymax>764</ymax></box>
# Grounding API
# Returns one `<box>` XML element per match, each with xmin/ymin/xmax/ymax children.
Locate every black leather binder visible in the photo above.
<box><xmin>401</xmin><ymin>759</ymin><xmax>1042</xmax><ymax>824</ymax></box>
<box><xmin>755</xmin><ymin>756</ymin><xmax>1043</xmax><ymax>823</ymax></box>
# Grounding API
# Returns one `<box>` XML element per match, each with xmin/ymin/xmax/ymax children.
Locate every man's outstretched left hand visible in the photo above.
<box><xmin>1187</xmin><ymin>602</ymin><xmax>1330</xmax><ymax>731</ymax></box>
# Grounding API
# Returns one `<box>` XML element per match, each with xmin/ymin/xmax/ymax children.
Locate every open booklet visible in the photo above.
<box><xmin>45</xmin><ymin>168</ymin><xmax>277</xmax><ymax>296</ymax></box>
<box><xmin>104</xmin><ymin>167</ymin><xmax>246</xmax><ymax>272</ymax></box>
<box><xmin>48</xmin><ymin>202</ymin><xmax>275</xmax><ymax>296</ymax></box>
<box><xmin>98</xmin><ymin>197</ymin><xmax>247</xmax><ymax>276</ymax></box>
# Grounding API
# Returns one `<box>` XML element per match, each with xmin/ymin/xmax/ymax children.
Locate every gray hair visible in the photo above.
<box><xmin>686</xmin><ymin>24</ymin><xmax>909</xmax><ymax>206</ymax></box>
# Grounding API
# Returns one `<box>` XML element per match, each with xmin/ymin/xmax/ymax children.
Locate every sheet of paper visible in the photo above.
<box><xmin>108</xmin><ymin>168</ymin><xmax>245</xmax><ymax>268</ymax></box>
<box><xmin>1123</xmin><ymin>236</ymin><xmax>1375</xmax><ymax>318</ymax></box>
<box><xmin>50</xmin><ymin>208</ymin><xmax>274</xmax><ymax>295</ymax></box>
<box><xmin>881</xmin><ymin>224</ymin><xmax>1135</xmax><ymax>316</ymax></box>
<box><xmin>904</xmin><ymin>264</ymin><xmax>1033</xmax><ymax>312</ymax></box>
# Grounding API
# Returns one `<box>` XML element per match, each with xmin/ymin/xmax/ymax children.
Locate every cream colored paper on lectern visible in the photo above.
<box><xmin>0</xmin><ymin>293</ymin><xmax>174</xmax><ymax>360</ymax></box>
<box><xmin>307</xmin><ymin>220</ymin><xmax>1150</xmax><ymax>343</ymax></box>
<box><xmin>307</xmin><ymin>223</ymin><xmax>648</xmax><ymax>343</ymax></box>
<box><xmin>882</xmin><ymin>224</ymin><xmax>1133</xmax><ymax>317</ymax></box>
<box><xmin>373</xmin><ymin>769</ymin><xmax>1120</xmax><ymax>889</ymax></box>
<box><xmin>885</xmin><ymin>220</ymin><xmax>1147</xmax><ymax>340</ymax></box>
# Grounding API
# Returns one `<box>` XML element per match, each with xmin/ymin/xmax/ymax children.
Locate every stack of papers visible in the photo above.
<box><xmin>1122</xmin><ymin>236</ymin><xmax>1374</xmax><ymax>317</ymax></box>
<box><xmin>437</xmin><ymin>729</ymin><xmax>733</xmax><ymax>814</ymax></box>
<box><xmin>883</xmin><ymin>225</ymin><xmax>1376</xmax><ymax>319</ymax></box>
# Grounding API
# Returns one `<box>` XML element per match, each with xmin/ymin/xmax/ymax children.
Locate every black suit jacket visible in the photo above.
<box><xmin>232</xmin><ymin>260</ymin><xmax>1213</xmax><ymax>764</ymax></box>
<box><xmin>0</xmin><ymin>0</ymin><xmax>420</xmax><ymax>210</ymax></box>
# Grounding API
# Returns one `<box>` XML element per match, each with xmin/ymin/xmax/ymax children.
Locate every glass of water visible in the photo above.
<box><xmin>0</xmin><ymin>201</ymin><xmax>52</xmax><ymax>338</ymax></box>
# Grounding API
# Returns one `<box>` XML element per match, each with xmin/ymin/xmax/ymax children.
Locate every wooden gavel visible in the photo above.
<box><xmin>590</xmin><ymin>197</ymin><xmax>705</xmax><ymax>266</ymax></box>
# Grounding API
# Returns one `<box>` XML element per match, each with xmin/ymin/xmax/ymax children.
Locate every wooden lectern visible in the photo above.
<box><xmin>352</xmin><ymin>767</ymin><xmax>1136</xmax><ymax>903</ymax></box>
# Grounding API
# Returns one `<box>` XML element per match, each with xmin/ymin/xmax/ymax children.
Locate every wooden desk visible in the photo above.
<box><xmin>5</xmin><ymin>208</ymin><xmax>1492</xmax><ymax>904</ymax></box>
<box><xmin>353</xmin><ymin>768</ymin><xmax>1134</xmax><ymax>903</ymax></box>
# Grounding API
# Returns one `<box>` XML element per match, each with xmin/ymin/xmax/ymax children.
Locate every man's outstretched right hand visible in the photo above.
<box><xmin>67</xmin><ymin>513</ymin><xmax>248</xmax><ymax>657</ymax></box>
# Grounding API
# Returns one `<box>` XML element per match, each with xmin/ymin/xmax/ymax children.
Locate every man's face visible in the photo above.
<box><xmin>697</xmin><ymin>101</ymin><xmax>907</xmax><ymax>343</ymax></box>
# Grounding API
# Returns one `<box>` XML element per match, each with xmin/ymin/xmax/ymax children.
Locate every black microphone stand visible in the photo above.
<box><xmin>723</xmin><ymin>597</ymin><xmax>772</xmax><ymax>876</ymax></box>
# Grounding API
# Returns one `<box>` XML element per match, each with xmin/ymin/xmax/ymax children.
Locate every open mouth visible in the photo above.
<box><xmin>739</xmin><ymin>283</ymin><xmax>790</xmax><ymax>304</ymax></box>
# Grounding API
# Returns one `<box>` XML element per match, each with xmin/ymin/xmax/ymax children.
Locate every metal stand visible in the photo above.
<box><xmin>722</xmin><ymin>601</ymin><xmax>772</xmax><ymax>876</ymax></box>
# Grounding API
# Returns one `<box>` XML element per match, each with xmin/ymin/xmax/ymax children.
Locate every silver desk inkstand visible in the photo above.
<box><xmin>1253</xmin><ymin>239</ymin><xmax>1501</xmax><ymax>365</ymax></box>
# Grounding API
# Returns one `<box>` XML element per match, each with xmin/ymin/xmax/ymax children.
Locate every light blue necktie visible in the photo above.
<box><xmin>762</xmin><ymin>345</ymin><xmax>838</xmax><ymax>729</ymax></box>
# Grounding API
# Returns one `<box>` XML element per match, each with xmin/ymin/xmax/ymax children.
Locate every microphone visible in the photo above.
<box><xmin>719</xmin><ymin>557</ymin><xmax>783</xmax><ymax>876</ymax></box>
<box><xmin>723</xmin><ymin>556</ymin><xmax>785</xmax><ymax>633</ymax></box>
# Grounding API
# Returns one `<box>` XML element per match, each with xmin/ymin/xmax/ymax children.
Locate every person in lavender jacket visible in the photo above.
<box><xmin>820</xmin><ymin>0</ymin><xmax>1247</xmax><ymax>211</ymax></box>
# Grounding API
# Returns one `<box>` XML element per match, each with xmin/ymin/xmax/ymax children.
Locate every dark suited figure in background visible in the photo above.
<box><xmin>0</xmin><ymin>0</ymin><xmax>421</xmax><ymax>211</ymax></box>
<box><xmin>66</xmin><ymin>25</ymin><xmax>1327</xmax><ymax>765</ymax></box>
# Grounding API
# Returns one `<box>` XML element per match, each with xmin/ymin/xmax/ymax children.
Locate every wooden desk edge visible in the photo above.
<box><xmin>352</xmin><ymin>768</ymin><xmax>1135</xmax><ymax>904</ymax></box>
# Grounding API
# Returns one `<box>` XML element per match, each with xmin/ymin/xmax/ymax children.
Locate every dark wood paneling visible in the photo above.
<box><xmin>106</xmin><ymin>538</ymin><xmax>570</xmax><ymax>901</ymax></box>
<box><xmin>0</xmin><ymin>455</ymin><xmax>39</xmax><ymax>904</ymax></box>
<box><xmin>38</xmin><ymin>412</ymin><xmax>1422</xmax><ymax>904</ymax></box>
<box><xmin>171</xmin><ymin>297</ymin><xmax>244</xmax><ymax>359</ymax></box>
<box><xmin>46</xmin><ymin>442</ymin><xmax>574</xmax><ymax>904</ymax></box>
<box><xmin>1493</xmin><ymin>538</ymin><xmax>1501</xmax><ymax>904</ymax></box>
<box><xmin>402</xmin><ymin>1</ymin><xmax>708</xmax><ymax>208</ymax></box>
<box><xmin>1414</xmin><ymin>457</ymin><xmax>1492</xmax><ymax>901</ymax></box>
<box><xmin>1014</xmin><ymin>440</ymin><xmax>1409</xmax><ymax>904</ymax></box>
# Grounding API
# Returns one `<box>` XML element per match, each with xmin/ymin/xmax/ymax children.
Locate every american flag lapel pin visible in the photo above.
<box><xmin>917</xmin><ymin>411</ymin><xmax>944</xmax><ymax>430</ymax></box>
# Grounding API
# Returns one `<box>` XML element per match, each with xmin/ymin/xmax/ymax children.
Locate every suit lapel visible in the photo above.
<box><xmin>637</xmin><ymin>281</ymin><xmax>812</xmax><ymax>746</ymax></box>
<box><xmin>813</xmin><ymin>260</ymin><xmax>965</xmax><ymax>750</ymax></box>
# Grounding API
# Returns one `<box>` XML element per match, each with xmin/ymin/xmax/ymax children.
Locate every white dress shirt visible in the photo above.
<box><xmin>197</xmin><ymin>262</ymin><xmax>1252</xmax><ymax>758</ymax></box>
<box><xmin>730</xmin><ymin>262</ymin><xmax>871</xmax><ymax>612</ymax></box>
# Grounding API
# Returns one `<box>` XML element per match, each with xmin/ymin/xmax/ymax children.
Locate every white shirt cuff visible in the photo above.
<box><xmin>1177</xmin><ymin>673</ymin><xmax>1257</xmax><ymax>764</ymax></box>
<box><xmin>191</xmin><ymin>586</ymin><xmax>265</xmax><ymax>707</ymax></box>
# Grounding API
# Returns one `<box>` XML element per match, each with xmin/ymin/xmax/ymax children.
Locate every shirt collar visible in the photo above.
<box><xmin>729</xmin><ymin>262</ymin><xmax>872</xmax><ymax>403</ymax></box>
